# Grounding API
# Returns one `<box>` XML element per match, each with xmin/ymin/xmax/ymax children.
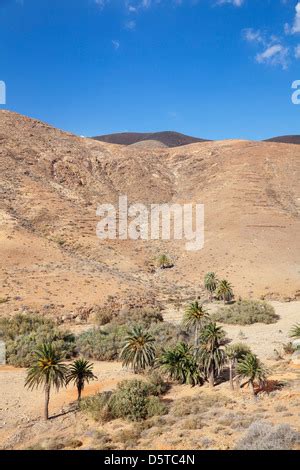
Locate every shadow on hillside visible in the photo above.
<box><xmin>49</xmin><ymin>404</ymin><xmax>78</xmax><ymax>420</ymax></box>
<box><xmin>255</xmin><ymin>380</ymin><xmax>285</xmax><ymax>395</ymax></box>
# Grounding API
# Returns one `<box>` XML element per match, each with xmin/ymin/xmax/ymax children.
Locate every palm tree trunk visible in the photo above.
<box><xmin>229</xmin><ymin>362</ymin><xmax>234</xmax><ymax>391</ymax></box>
<box><xmin>77</xmin><ymin>384</ymin><xmax>82</xmax><ymax>402</ymax></box>
<box><xmin>209</xmin><ymin>370</ymin><xmax>214</xmax><ymax>388</ymax></box>
<box><xmin>194</xmin><ymin>324</ymin><xmax>198</xmax><ymax>350</ymax></box>
<box><xmin>44</xmin><ymin>384</ymin><xmax>50</xmax><ymax>421</ymax></box>
<box><xmin>249</xmin><ymin>380</ymin><xmax>256</xmax><ymax>398</ymax></box>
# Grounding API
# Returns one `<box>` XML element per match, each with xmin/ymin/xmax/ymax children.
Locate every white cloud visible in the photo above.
<box><xmin>217</xmin><ymin>0</ymin><xmax>245</xmax><ymax>6</ymax></box>
<box><xmin>255</xmin><ymin>44</ymin><xmax>289</xmax><ymax>69</ymax></box>
<box><xmin>242</xmin><ymin>28</ymin><xmax>264</xmax><ymax>44</ymax></box>
<box><xmin>295</xmin><ymin>44</ymin><xmax>300</xmax><ymax>58</ymax></box>
<box><xmin>285</xmin><ymin>2</ymin><xmax>300</xmax><ymax>35</ymax></box>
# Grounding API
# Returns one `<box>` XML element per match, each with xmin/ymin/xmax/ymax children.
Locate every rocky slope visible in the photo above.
<box><xmin>0</xmin><ymin>110</ymin><xmax>299</xmax><ymax>318</ymax></box>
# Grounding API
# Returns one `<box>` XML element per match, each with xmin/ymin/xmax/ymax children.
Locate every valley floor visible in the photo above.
<box><xmin>0</xmin><ymin>301</ymin><xmax>299</xmax><ymax>450</ymax></box>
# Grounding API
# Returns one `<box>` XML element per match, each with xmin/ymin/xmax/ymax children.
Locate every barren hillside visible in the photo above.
<box><xmin>0</xmin><ymin>110</ymin><xmax>299</xmax><ymax>318</ymax></box>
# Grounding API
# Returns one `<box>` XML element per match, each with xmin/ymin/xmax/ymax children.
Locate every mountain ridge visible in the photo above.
<box><xmin>92</xmin><ymin>130</ymin><xmax>211</xmax><ymax>147</ymax></box>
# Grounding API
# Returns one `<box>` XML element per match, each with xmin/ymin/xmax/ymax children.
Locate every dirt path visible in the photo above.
<box><xmin>0</xmin><ymin>361</ymin><xmax>137</xmax><ymax>447</ymax></box>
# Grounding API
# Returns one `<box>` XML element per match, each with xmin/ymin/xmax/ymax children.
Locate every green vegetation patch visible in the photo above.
<box><xmin>0</xmin><ymin>314</ymin><xmax>76</xmax><ymax>367</ymax></box>
<box><xmin>212</xmin><ymin>300</ymin><xmax>279</xmax><ymax>325</ymax></box>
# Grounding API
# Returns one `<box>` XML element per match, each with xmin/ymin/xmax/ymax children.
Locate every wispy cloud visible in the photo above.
<box><xmin>217</xmin><ymin>0</ymin><xmax>245</xmax><ymax>6</ymax></box>
<box><xmin>94</xmin><ymin>0</ymin><xmax>108</xmax><ymax>8</ymax></box>
<box><xmin>112</xmin><ymin>39</ymin><xmax>120</xmax><ymax>49</ymax></box>
<box><xmin>255</xmin><ymin>44</ymin><xmax>289</xmax><ymax>70</ymax></box>
<box><xmin>124</xmin><ymin>19</ymin><xmax>136</xmax><ymax>30</ymax></box>
<box><xmin>242</xmin><ymin>28</ymin><xmax>264</xmax><ymax>44</ymax></box>
<box><xmin>242</xmin><ymin>2</ymin><xmax>300</xmax><ymax>69</ymax></box>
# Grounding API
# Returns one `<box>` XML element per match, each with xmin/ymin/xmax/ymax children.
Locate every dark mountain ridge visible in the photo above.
<box><xmin>92</xmin><ymin>131</ymin><xmax>211</xmax><ymax>147</ymax></box>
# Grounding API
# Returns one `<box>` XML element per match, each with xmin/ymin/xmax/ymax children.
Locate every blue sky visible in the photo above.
<box><xmin>0</xmin><ymin>0</ymin><xmax>299</xmax><ymax>140</ymax></box>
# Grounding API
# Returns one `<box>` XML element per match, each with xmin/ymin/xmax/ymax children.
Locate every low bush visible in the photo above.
<box><xmin>111</xmin><ymin>308</ymin><xmax>163</xmax><ymax>328</ymax></box>
<box><xmin>77</xmin><ymin>321</ymin><xmax>189</xmax><ymax>362</ymax></box>
<box><xmin>170</xmin><ymin>393</ymin><xmax>234</xmax><ymax>418</ymax></box>
<box><xmin>146</xmin><ymin>396</ymin><xmax>168</xmax><ymax>418</ymax></box>
<box><xmin>113</xmin><ymin>428</ymin><xmax>142</xmax><ymax>449</ymax></box>
<box><xmin>30</xmin><ymin>437</ymin><xmax>83</xmax><ymax>450</ymax></box>
<box><xmin>235</xmin><ymin>421</ymin><xmax>300</xmax><ymax>450</ymax></box>
<box><xmin>182</xmin><ymin>417</ymin><xmax>206</xmax><ymax>430</ymax></box>
<box><xmin>212</xmin><ymin>300</ymin><xmax>278</xmax><ymax>326</ymax></box>
<box><xmin>0</xmin><ymin>314</ymin><xmax>76</xmax><ymax>367</ymax></box>
<box><xmin>217</xmin><ymin>412</ymin><xmax>254</xmax><ymax>430</ymax></box>
<box><xmin>76</xmin><ymin>325</ymin><xmax>127</xmax><ymax>361</ymax></box>
<box><xmin>110</xmin><ymin>380</ymin><xmax>158</xmax><ymax>422</ymax></box>
<box><xmin>81</xmin><ymin>379</ymin><xmax>167</xmax><ymax>423</ymax></box>
<box><xmin>94</xmin><ymin>305</ymin><xmax>163</xmax><ymax>328</ymax></box>
<box><xmin>148</xmin><ymin>322</ymin><xmax>190</xmax><ymax>355</ymax></box>
<box><xmin>79</xmin><ymin>391</ymin><xmax>113</xmax><ymax>422</ymax></box>
<box><xmin>147</xmin><ymin>370</ymin><xmax>169</xmax><ymax>396</ymax></box>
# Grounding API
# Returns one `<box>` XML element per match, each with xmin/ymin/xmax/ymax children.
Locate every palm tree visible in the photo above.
<box><xmin>25</xmin><ymin>343</ymin><xmax>68</xmax><ymax>420</ymax></box>
<box><xmin>120</xmin><ymin>326</ymin><xmax>156</xmax><ymax>373</ymax></box>
<box><xmin>159</xmin><ymin>342</ymin><xmax>202</xmax><ymax>386</ymax></box>
<box><xmin>204</xmin><ymin>272</ymin><xmax>218</xmax><ymax>301</ymax></box>
<box><xmin>290</xmin><ymin>323</ymin><xmax>300</xmax><ymax>339</ymax></box>
<box><xmin>216</xmin><ymin>279</ymin><xmax>234</xmax><ymax>304</ymax></box>
<box><xmin>183</xmin><ymin>301</ymin><xmax>209</xmax><ymax>348</ymax></box>
<box><xmin>198</xmin><ymin>322</ymin><xmax>226</xmax><ymax>388</ymax></box>
<box><xmin>67</xmin><ymin>358</ymin><xmax>97</xmax><ymax>402</ymax></box>
<box><xmin>225</xmin><ymin>343</ymin><xmax>251</xmax><ymax>391</ymax></box>
<box><xmin>236</xmin><ymin>353</ymin><xmax>267</xmax><ymax>398</ymax></box>
<box><xmin>157</xmin><ymin>254</ymin><xmax>172</xmax><ymax>269</ymax></box>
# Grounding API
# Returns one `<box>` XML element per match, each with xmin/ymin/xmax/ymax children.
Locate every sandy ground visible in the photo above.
<box><xmin>0</xmin><ymin>361</ymin><xmax>136</xmax><ymax>426</ymax></box>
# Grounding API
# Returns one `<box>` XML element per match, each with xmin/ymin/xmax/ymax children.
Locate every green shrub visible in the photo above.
<box><xmin>94</xmin><ymin>305</ymin><xmax>163</xmax><ymax>328</ymax></box>
<box><xmin>112</xmin><ymin>308</ymin><xmax>163</xmax><ymax>328</ymax></box>
<box><xmin>0</xmin><ymin>314</ymin><xmax>76</xmax><ymax>367</ymax></box>
<box><xmin>80</xmin><ymin>391</ymin><xmax>112</xmax><ymax>422</ymax></box>
<box><xmin>146</xmin><ymin>396</ymin><xmax>168</xmax><ymax>418</ymax></box>
<box><xmin>0</xmin><ymin>314</ymin><xmax>53</xmax><ymax>340</ymax></box>
<box><xmin>82</xmin><ymin>379</ymin><xmax>167</xmax><ymax>423</ymax></box>
<box><xmin>94</xmin><ymin>310</ymin><xmax>112</xmax><ymax>326</ymax></box>
<box><xmin>77</xmin><ymin>325</ymin><xmax>127</xmax><ymax>361</ymax></box>
<box><xmin>147</xmin><ymin>370</ymin><xmax>169</xmax><ymax>396</ymax></box>
<box><xmin>148</xmin><ymin>321</ymin><xmax>190</xmax><ymax>355</ymax></box>
<box><xmin>77</xmin><ymin>321</ymin><xmax>189</xmax><ymax>362</ymax></box>
<box><xmin>109</xmin><ymin>380</ymin><xmax>154</xmax><ymax>422</ymax></box>
<box><xmin>212</xmin><ymin>300</ymin><xmax>278</xmax><ymax>325</ymax></box>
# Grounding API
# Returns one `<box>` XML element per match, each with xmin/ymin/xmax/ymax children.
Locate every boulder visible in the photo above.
<box><xmin>292</xmin><ymin>339</ymin><xmax>300</xmax><ymax>350</ymax></box>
